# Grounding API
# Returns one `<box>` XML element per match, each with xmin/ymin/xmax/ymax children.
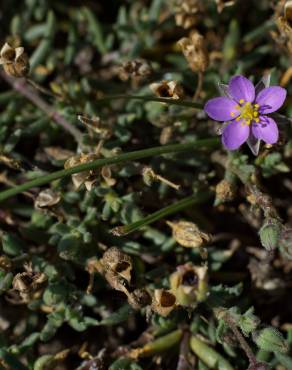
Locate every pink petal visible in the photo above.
<box><xmin>255</xmin><ymin>86</ymin><xmax>287</xmax><ymax>114</ymax></box>
<box><xmin>222</xmin><ymin>119</ymin><xmax>250</xmax><ymax>150</ymax></box>
<box><xmin>252</xmin><ymin>116</ymin><xmax>279</xmax><ymax>144</ymax></box>
<box><xmin>228</xmin><ymin>75</ymin><xmax>255</xmax><ymax>103</ymax></box>
<box><xmin>204</xmin><ymin>97</ymin><xmax>239</xmax><ymax>121</ymax></box>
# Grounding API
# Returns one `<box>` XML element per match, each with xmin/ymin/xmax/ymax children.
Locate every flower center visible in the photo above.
<box><xmin>230</xmin><ymin>99</ymin><xmax>260</xmax><ymax>126</ymax></box>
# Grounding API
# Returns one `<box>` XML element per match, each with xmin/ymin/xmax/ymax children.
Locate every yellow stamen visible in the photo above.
<box><xmin>230</xmin><ymin>112</ymin><xmax>235</xmax><ymax>117</ymax></box>
<box><xmin>239</xmin><ymin>99</ymin><xmax>245</xmax><ymax>104</ymax></box>
<box><xmin>235</xmin><ymin>105</ymin><xmax>240</xmax><ymax>110</ymax></box>
<box><xmin>253</xmin><ymin>111</ymin><xmax>258</xmax><ymax>117</ymax></box>
<box><xmin>236</xmin><ymin>117</ymin><xmax>241</xmax><ymax>121</ymax></box>
<box><xmin>255</xmin><ymin>118</ymin><xmax>260</xmax><ymax>123</ymax></box>
<box><xmin>254</xmin><ymin>104</ymin><xmax>259</xmax><ymax>109</ymax></box>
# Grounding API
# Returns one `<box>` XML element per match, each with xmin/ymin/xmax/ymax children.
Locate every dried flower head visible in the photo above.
<box><xmin>118</xmin><ymin>59</ymin><xmax>152</xmax><ymax>81</ymax></box>
<box><xmin>0</xmin><ymin>43</ymin><xmax>30</xmax><ymax>78</ymax></box>
<box><xmin>150</xmin><ymin>80</ymin><xmax>184</xmax><ymax>100</ymax></box>
<box><xmin>64</xmin><ymin>153</ymin><xmax>99</xmax><ymax>190</ymax></box>
<box><xmin>178</xmin><ymin>31</ymin><xmax>209</xmax><ymax>73</ymax></box>
<box><xmin>174</xmin><ymin>0</ymin><xmax>204</xmax><ymax>28</ymax></box>
<box><xmin>151</xmin><ymin>289</ymin><xmax>176</xmax><ymax>317</ymax></box>
<box><xmin>170</xmin><ymin>263</ymin><xmax>208</xmax><ymax>308</ymax></box>
<box><xmin>204</xmin><ymin>75</ymin><xmax>287</xmax><ymax>151</ymax></box>
<box><xmin>35</xmin><ymin>189</ymin><xmax>61</xmax><ymax>209</ymax></box>
<box><xmin>167</xmin><ymin>220</ymin><xmax>211</xmax><ymax>248</ymax></box>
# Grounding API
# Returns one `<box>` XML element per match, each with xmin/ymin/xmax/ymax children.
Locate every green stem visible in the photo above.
<box><xmin>0</xmin><ymin>138</ymin><xmax>218</xmax><ymax>203</ymax></box>
<box><xmin>111</xmin><ymin>191</ymin><xmax>213</xmax><ymax>236</ymax></box>
<box><xmin>95</xmin><ymin>94</ymin><xmax>203</xmax><ymax>109</ymax></box>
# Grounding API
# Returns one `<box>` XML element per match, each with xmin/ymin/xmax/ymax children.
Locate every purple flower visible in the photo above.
<box><xmin>204</xmin><ymin>75</ymin><xmax>287</xmax><ymax>151</ymax></box>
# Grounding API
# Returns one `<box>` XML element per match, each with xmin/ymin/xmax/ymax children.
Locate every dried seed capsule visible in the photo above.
<box><xmin>174</xmin><ymin>0</ymin><xmax>204</xmax><ymax>29</ymax></box>
<box><xmin>118</xmin><ymin>59</ymin><xmax>152</xmax><ymax>81</ymax></box>
<box><xmin>167</xmin><ymin>220</ymin><xmax>211</xmax><ymax>248</ymax></box>
<box><xmin>150</xmin><ymin>80</ymin><xmax>184</xmax><ymax>100</ymax></box>
<box><xmin>64</xmin><ymin>153</ymin><xmax>99</xmax><ymax>190</ymax></box>
<box><xmin>170</xmin><ymin>263</ymin><xmax>208</xmax><ymax>308</ymax></box>
<box><xmin>100</xmin><ymin>247</ymin><xmax>133</xmax><ymax>284</ymax></box>
<box><xmin>35</xmin><ymin>189</ymin><xmax>61</xmax><ymax>209</ymax></box>
<box><xmin>0</xmin><ymin>43</ymin><xmax>30</xmax><ymax>77</ymax></box>
<box><xmin>178</xmin><ymin>31</ymin><xmax>209</xmax><ymax>73</ymax></box>
<box><xmin>151</xmin><ymin>289</ymin><xmax>176</xmax><ymax>317</ymax></box>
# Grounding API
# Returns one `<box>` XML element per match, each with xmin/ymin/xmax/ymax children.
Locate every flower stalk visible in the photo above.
<box><xmin>0</xmin><ymin>138</ymin><xmax>218</xmax><ymax>203</ymax></box>
<box><xmin>111</xmin><ymin>191</ymin><xmax>213</xmax><ymax>236</ymax></box>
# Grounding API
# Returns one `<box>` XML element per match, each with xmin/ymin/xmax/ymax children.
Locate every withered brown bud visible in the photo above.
<box><xmin>167</xmin><ymin>220</ymin><xmax>211</xmax><ymax>248</ymax></box>
<box><xmin>128</xmin><ymin>288</ymin><xmax>151</xmax><ymax>310</ymax></box>
<box><xmin>100</xmin><ymin>247</ymin><xmax>133</xmax><ymax>284</ymax></box>
<box><xmin>35</xmin><ymin>189</ymin><xmax>61</xmax><ymax>209</ymax></box>
<box><xmin>64</xmin><ymin>153</ymin><xmax>99</xmax><ymax>190</ymax></box>
<box><xmin>178</xmin><ymin>31</ymin><xmax>209</xmax><ymax>73</ymax></box>
<box><xmin>170</xmin><ymin>263</ymin><xmax>208</xmax><ymax>308</ymax></box>
<box><xmin>151</xmin><ymin>289</ymin><xmax>176</xmax><ymax>317</ymax></box>
<box><xmin>150</xmin><ymin>80</ymin><xmax>184</xmax><ymax>99</ymax></box>
<box><xmin>215</xmin><ymin>179</ymin><xmax>236</xmax><ymax>205</ymax></box>
<box><xmin>118</xmin><ymin>59</ymin><xmax>152</xmax><ymax>81</ymax></box>
<box><xmin>174</xmin><ymin>0</ymin><xmax>204</xmax><ymax>29</ymax></box>
<box><xmin>0</xmin><ymin>43</ymin><xmax>30</xmax><ymax>78</ymax></box>
<box><xmin>215</xmin><ymin>0</ymin><xmax>236</xmax><ymax>13</ymax></box>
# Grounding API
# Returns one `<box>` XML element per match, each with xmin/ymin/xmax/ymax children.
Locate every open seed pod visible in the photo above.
<box><xmin>151</xmin><ymin>289</ymin><xmax>176</xmax><ymax>317</ymax></box>
<box><xmin>0</xmin><ymin>43</ymin><xmax>30</xmax><ymax>77</ymax></box>
<box><xmin>170</xmin><ymin>263</ymin><xmax>208</xmax><ymax>308</ymax></box>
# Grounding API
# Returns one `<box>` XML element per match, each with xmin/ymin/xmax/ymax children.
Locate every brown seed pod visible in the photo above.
<box><xmin>118</xmin><ymin>59</ymin><xmax>152</xmax><ymax>81</ymax></box>
<box><xmin>150</xmin><ymin>80</ymin><xmax>184</xmax><ymax>100</ymax></box>
<box><xmin>174</xmin><ymin>0</ymin><xmax>204</xmax><ymax>29</ymax></box>
<box><xmin>151</xmin><ymin>289</ymin><xmax>176</xmax><ymax>317</ymax></box>
<box><xmin>64</xmin><ymin>153</ymin><xmax>99</xmax><ymax>190</ymax></box>
<box><xmin>35</xmin><ymin>189</ymin><xmax>61</xmax><ymax>209</ymax></box>
<box><xmin>170</xmin><ymin>263</ymin><xmax>208</xmax><ymax>308</ymax></box>
<box><xmin>167</xmin><ymin>220</ymin><xmax>211</xmax><ymax>248</ymax></box>
<box><xmin>11</xmin><ymin>264</ymin><xmax>47</xmax><ymax>303</ymax></box>
<box><xmin>0</xmin><ymin>43</ymin><xmax>29</xmax><ymax>78</ymax></box>
<box><xmin>100</xmin><ymin>247</ymin><xmax>133</xmax><ymax>284</ymax></box>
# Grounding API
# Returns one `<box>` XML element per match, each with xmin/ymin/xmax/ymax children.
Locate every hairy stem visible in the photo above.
<box><xmin>0</xmin><ymin>138</ymin><xmax>218</xmax><ymax>202</ymax></box>
<box><xmin>0</xmin><ymin>71</ymin><xmax>82</xmax><ymax>143</ymax></box>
